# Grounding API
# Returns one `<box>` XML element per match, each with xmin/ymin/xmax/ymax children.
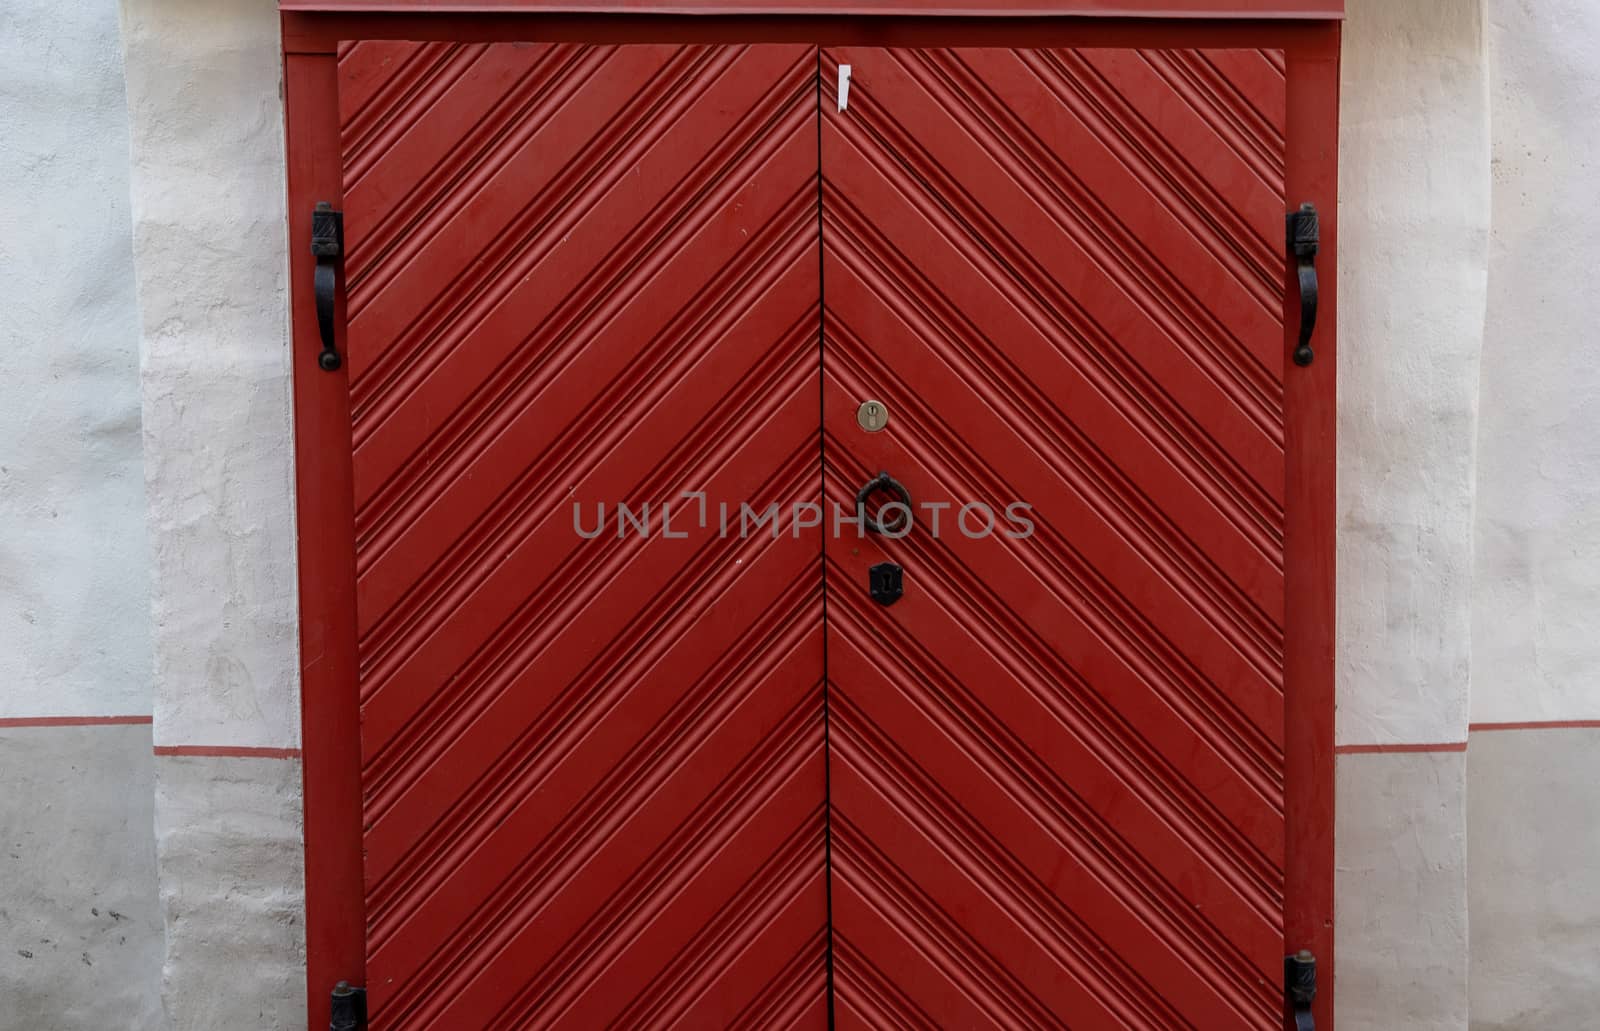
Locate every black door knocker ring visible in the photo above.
<box><xmin>855</xmin><ymin>471</ymin><xmax>913</xmax><ymax>536</ymax></box>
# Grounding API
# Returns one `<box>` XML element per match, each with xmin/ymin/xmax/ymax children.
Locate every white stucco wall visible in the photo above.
<box><xmin>1473</xmin><ymin>0</ymin><xmax>1600</xmax><ymax>725</ymax></box>
<box><xmin>0</xmin><ymin>726</ymin><xmax>164</xmax><ymax>1030</ymax></box>
<box><xmin>120</xmin><ymin>0</ymin><xmax>302</xmax><ymax>754</ymax></box>
<box><xmin>0</xmin><ymin>2</ymin><xmax>164</xmax><ymax>1028</ymax></box>
<box><xmin>0</xmin><ymin>0</ymin><xmax>151</xmax><ymax>720</ymax></box>
<box><xmin>117</xmin><ymin>0</ymin><xmax>307</xmax><ymax>1025</ymax></box>
<box><xmin>1337</xmin><ymin>750</ymin><xmax>1470</xmax><ymax>1031</ymax></box>
<box><xmin>1335</xmin><ymin>2</ymin><xmax>1488</xmax><ymax>1027</ymax></box>
<box><xmin>1467</xmin><ymin>2</ymin><xmax>1600</xmax><ymax>1026</ymax></box>
<box><xmin>1337</xmin><ymin>0</ymin><xmax>1489</xmax><ymax>749</ymax></box>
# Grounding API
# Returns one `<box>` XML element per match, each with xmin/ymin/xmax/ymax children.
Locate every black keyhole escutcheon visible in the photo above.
<box><xmin>869</xmin><ymin>562</ymin><xmax>903</xmax><ymax>606</ymax></box>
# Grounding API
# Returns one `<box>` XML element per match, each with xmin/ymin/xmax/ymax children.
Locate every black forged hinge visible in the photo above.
<box><xmin>330</xmin><ymin>980</ymin><xmax>367</xmax><ymax>1031</ymax></box>
<box><xmin>1286</xmin><ymin>203</ymin><xmax>1320</xmax><ymax>368</ymax></box>
<box><xmin>312</xmin><ymin>201</ymin><xmax>344</xmax><ymax>373</ymax></box>
<box><xmin>1285</xmin><ymin>950</ymin><xmax>1317</xmax><ymax>1031</ymax></box>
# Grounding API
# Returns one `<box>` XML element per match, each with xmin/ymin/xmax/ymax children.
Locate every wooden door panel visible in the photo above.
<box><xmin>821</xmin><ymin>45</ymin><xmax>1287</xmax><ymax>1029</ymax></box>
<box><xmin>336</xmin><ymin>41</ymin><xmax>827</xmax><ymax>1029</ymax></box>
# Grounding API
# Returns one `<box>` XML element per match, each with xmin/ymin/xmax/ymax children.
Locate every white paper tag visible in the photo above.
<box><xmin>838</xmin><ymin>64</ymin><xmax>852</xmax><ymax>113</ymax></box>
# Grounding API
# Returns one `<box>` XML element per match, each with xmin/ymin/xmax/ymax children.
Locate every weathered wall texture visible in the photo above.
<box><xmin>155</xmin><ymin>756</ymin><xmax>306</xmax><ymax>1030</ymax></box>
<box><xmin>120</xmin><ymin>0</ymin><xmax>301</xmax><ymax>754</ymax></box>
<box><xmin>1336</xmin><ymin>750</ymin><xmax>1470</xmax><ymax>1031</ymax></box>
<box><xmin>1337</xmin><ymin>0</ymin><xmax>1488</xmax><ymax>750</ymax></box>
<box><xmin>0</xmin><ymin>0</ymin><xmax>150</xmax><ymax>718</ymax></box>
<box><xmin>0</xmin><ymin>727</ymin><xmax>163</xmax><ymax>1031</ymax></box>
<box><xmin>1335</xmin><ymin>1</ymin><xmax>1488</xmax><ymax>1027</ymax></box>
<box><xmin>1468</xmin><ymin>1</ymin><xmax>1600</xmax><ymax>1026</ymax></box>
<box><xmin>1474</xmin><ymin>0</ymin><xmax>1600</xmax><ymax>724</ymax></box>
<box><xmin>118</xmin><ymin>0</ymin><xmax>306</xmax><ymax>1026</ymax></box>
<box><xmin>0</xmin><ymin>1</ymin><xmax>163</xmax><ymax>1028</ymax></box>
<box><xmin>1467</xmin><ymin>729</ymin><xmax>1600</xmax><ymax>1029</ymax></box>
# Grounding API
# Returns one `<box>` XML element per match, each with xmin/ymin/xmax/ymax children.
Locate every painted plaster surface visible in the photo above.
<box><xmin>119</xmin><ymin>0</ymin><xmax>301</xmax><ymax>751</ymax></box>
<box><xmin>155</xmin><ymin>755</ymin><xmax>305</xmax><ymax>1031</ymax></box>
<box><xmin>1333</xmin><ymin>6</ymin><xmax>1482</xmax><ymax>1019</ymax></box>
<box><xmin>1464</xmin><ymin>4</ymin><xmax>1600</xmax><ymax>1021</ymax></box>
<box><xmin>0</xmin><ymin>4</ymin><xmax>165</xmax><ymax>1027</ymax></box>
<box><xmin>1336</xmin><ymin>751</ymin><xmax>1470</xmax><ymax>1031</ymax></box>
<box><xmin>1336</xmin><ymin>0</ymin><xmax>1488</xmax><ymax>746</ymax></box>
<box><xmin>1467</xmin><ymin>728</ymin><xmax>1600</xmax><ymax>1028</ymax></box>
<box><xmin>0</xmin><ymin>726</ymin><xmax>163</xmax><ymax>1030</ymax></box>
<box><xmin>0</xmin><ymin>0</ymin><xmax>151</xmax><ymax>718</ymax></box>
<box><xmin>1473</xmin><ymin>0</ymin><xmax>1600</xmax><ymax>723</ymax></box>
<box><xmin>118</xmin><ymin>0</ymin><xmax>309</xmax><ymax>1023</ymax></box>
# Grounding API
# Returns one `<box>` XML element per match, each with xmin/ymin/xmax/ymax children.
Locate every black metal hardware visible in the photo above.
<box><xmin>869</xmin><ymin>562</ymin><xmax>904</xmax><ymax>606</ymax></box>
<box><xmin>312</xmin><ymin>202</ymin><xmax>344</xmax><ymax>373</ymax></box>
<box><xmin>1284</xmin><ymin>950</ymin><xmax>1316</xmax><ymax>1031</ymax></box>
<box><xmin>1286</xmin><ymin>203</ymin><xmax>1319</xmax><ymax>367</ymax></box>
<box><xmin>854</xmin><ymin>471</ymin><xmax>913</xmax><ymax>536</ymax></box>
<box><xmin>330</xmin><ymin>980</ymin><xmax>367</xmax><ymax>1031</ymax></box>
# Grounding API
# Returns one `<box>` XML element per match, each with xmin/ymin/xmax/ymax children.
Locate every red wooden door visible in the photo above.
<box><xmin>335</xmin><ymin>41</ymin><xmax>828</xmax><ymax>1029</ymax></box>
<box><xmin>310</xmin><ymin>33</ymin><xmax>1317</xmax><ymax>1029</ymax></box>
<box><xmin>820</xmin><ymin>47</ymin><xmax>1289</xmax><ymax>1028</ymax></box>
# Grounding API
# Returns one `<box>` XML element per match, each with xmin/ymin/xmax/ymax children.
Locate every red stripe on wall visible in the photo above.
<box><xmin>1334</xmin><ymin>722</ymin><xmax>1600</xmax><ymax>753</ymax></box>
<box><xmin>154</xmin><ymin>745</ymin><xmax>303</xmax><ymax>759</ymax></box>
<box><xmin>1469</xmin><ymin>720</ymin><xmax>1600</xmax><ymax>732</ymax></box>
<box><xmin>0</xmin><ymin>715</ymin><xmax>153</xmax><ymax>728</ymax></box>
<box><xmin>1333</xmin><ymin>741</ymin><xmax>1468</xmax><ymax>755</ymax></box>
<box><xmin>0</xmin><ymin>718</ymin><xmax>304</xmax><ymax>761</ymax></box>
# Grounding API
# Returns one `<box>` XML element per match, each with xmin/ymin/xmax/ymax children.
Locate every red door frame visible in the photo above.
<box><xmin>285</xmin><ymin>10</ymin><xmax>1338</xmax><ymax>1026</ymax></box>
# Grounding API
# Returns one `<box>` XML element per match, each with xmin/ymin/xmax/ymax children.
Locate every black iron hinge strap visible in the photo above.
<box><xmin>1287</xmin><ymin>203</ymin><xmax>1320</xmax><ymax>368</ymax></box>
<box><xmin>312</xmin><ymin>201</ymin><xmax>344</xmax><ymax>373</ymax></box>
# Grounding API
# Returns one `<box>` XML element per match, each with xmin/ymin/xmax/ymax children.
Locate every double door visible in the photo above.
<box><xmin>334</xmin><ymin>40</ymin><xmax>1291</xmax><ymax>1028</ymax></box>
